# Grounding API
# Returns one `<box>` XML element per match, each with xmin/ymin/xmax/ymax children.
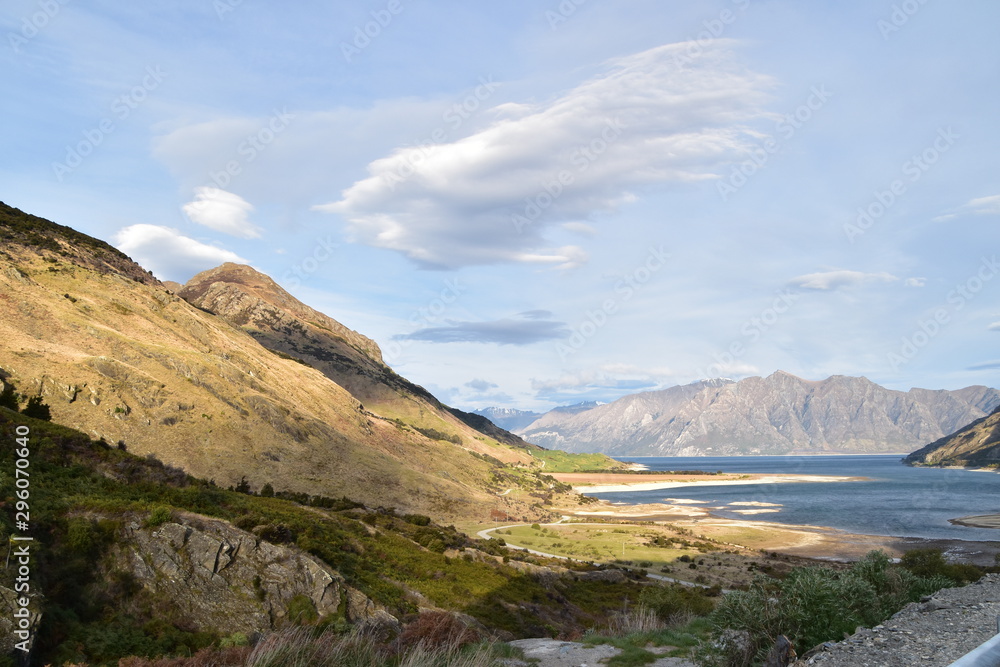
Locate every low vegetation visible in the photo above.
<box><xmin>0</xmin><ymin>407</ymin><xmax>648</xmax><ymax>664</ymax></box>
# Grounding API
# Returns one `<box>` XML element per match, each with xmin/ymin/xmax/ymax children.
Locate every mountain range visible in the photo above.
<box><xmin>510</xmin><ymin>373</ymin><xmax>1000</xmax><ymax>456</ymax></box>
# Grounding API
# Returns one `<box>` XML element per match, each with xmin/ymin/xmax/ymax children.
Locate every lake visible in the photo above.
<box><xmin>591</xmin><ymin>456</ymin><xmax>1000</xmax><ymax>542</ymax></box>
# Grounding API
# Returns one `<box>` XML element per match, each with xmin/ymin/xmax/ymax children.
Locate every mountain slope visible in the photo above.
<box><xmin>905</xmin><ymin>405</ymin><xmax>1000</xmax><ymax>468</ymax></box>
<box><xmin>518</xmin><ymin>372</ymin><xmax>1000</xmax><ymax>456</ymax></box>
<box><xmin>0</xmin><ymin>202</ymin><xmax>544</xmax><ymax>518</ymax></box>
<box><xmin>179</xmin><ymin>263</ymin><xmax>541</xmax><ymax>460</ymax></box>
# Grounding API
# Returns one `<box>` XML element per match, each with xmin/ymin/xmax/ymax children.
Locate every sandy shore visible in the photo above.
<box><xmin>551</xmin><ymin>471</ymin><xmax>864</xmax><ymax>493</ymax></box>
<box><xmin>950</xmin><ymin>514</ymin><xmax>1000</xmax><ymax>529</ymax></box>
<box><xmin>555</xmin><ymin>498</ymin><xmax>1000</xmax><ymax>566</ymax></box>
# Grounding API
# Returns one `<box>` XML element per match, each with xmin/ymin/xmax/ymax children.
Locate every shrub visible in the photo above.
<box><xmin>397</xmin><ymin>611</ymin><xmax>481</xmax><ymax>651</ymax></box>
<box><xmin>145</xmin><ymin>506</ymin><xmax>174</xmax><ymax>528</ymax></box>
<box><xmin>640</xmin><ymin>583</ymin><xmax>714</xmax><ymax>624</ymax></box>
<box><xmin>702</xmin><ymin>550</ymin><xmax>955</xmax><ymax>666</ymax></box>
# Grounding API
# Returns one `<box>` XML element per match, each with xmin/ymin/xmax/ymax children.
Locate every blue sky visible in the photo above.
<box><xmin>2</xmin><ymin>0</ymin><xmax>998</xmax><ymax>411</ymax></box>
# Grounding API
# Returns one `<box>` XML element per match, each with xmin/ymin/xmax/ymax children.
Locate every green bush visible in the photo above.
<box><xmin>145</xmin><ymin>505</ymin><xmax>173</xmax><ymax>528</ymax></box>
<box><xmin>640</xmin><ymin>583</ymin><xmax>714</xmax><ymax>622</ymax></box>
<box><xmin>701</xmin><ymin>550</ymin><xmax>955</xmax><ymax>666</ymax></box>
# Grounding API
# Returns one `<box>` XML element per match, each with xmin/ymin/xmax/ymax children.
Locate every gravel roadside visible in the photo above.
<box><xmin>798</xmin><ymin>573</ymin><xmax>1000</xmax><ymax>666</ymax></box>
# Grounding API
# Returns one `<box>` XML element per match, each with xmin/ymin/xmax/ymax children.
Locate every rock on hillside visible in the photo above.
<box><xmin>905</xmin><ymin>405</ymin><xmax>1000</xmax><ymax>468</ymax></box>
<box><xmin>518</xmin><ymin>373</ymin><xmax>1000</xmax><ymax>456</ymax></box>
<box><xmin>113</xmin><ymin>515</ymin><xmax>397</xmax><ymax>635</ymax></box>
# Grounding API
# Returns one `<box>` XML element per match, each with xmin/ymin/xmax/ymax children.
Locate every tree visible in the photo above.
<box><xmin>260</xmin><ymin>483</ymin><xmax>274</xmax><ymax>498</ymax></box>
<box><xmin>21</xmin><ymin>395</ymin><xmax>52</xmax><ymax>421</ymax></box>
<box><xmin>0</xmin><ymin>383</ymin><xmax>20</xmax><ymax>411</ymax></box>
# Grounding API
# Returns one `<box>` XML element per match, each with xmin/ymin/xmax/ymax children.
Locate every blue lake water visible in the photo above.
<box><xmin>591</xmin><ymin>456</ymin><xmax>1000</xmax><ymax>542</ymax></box>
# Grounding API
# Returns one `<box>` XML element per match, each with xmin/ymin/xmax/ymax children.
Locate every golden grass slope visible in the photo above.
<box><xmin>0</xmin><ymin>245</ymin><xmax>522</xmax><ymax>518</ymax></box>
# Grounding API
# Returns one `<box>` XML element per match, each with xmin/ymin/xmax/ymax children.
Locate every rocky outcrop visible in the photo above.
<box><xmin>905</xmin><ymin>405</ymin><xmax>1000</xmax><ymax>468</ymax></box>
<box><xmin>112</xmin><ymin>515</ymin><xmax>397</xmax><ymax>634</ymax></box>
<box><xmin>518</xmin><ymin>373</ymin><xmax>1000</xmax><ymax>456</ymax></box>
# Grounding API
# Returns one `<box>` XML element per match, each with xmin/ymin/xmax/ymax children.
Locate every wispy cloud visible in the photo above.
<box><xmin>394</xmin><ymin>311</ymin><xmax>569</xmax><ymax>345</ymax></box>
<box><xmin>182</xmin><ymin>187</ymin><xmax>262</xmax><ymax>239</ymax></box>
<box><xmin>465</xmin><ymin>378</ymin><xmax>499</xmax><ymax>392</ymax></box>
<box><xmin>115</xmin><ymin>224</ymin><xmax>248</xmax><ymax>281</ymax></box>
<box><xmin>968</xmin><ymin>360</ymin><xmax>1000</xmax><ymax>371</ymax></box>
<box><xmin>789</xmin><ymin>270</ymin><xmax>897</xmax><ymax>291</ymax></box>
<box><xmin>316</xmin><ymin>40</ymin><xmax>775</xmax><ymax>269</ymax></box>
<box><xmin>934</xmin><ymin>194</ymin><xmax>1000</xmax><ymax>221</ymax></box>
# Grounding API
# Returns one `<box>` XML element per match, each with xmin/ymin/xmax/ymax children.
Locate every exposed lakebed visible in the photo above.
<box><xmin>589</xmin><ymin>455</ymin><xmax>1000</xmax><ymax>542</ymax></box>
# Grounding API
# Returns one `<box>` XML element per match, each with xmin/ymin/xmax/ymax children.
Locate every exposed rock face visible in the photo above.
<box><xmin>905</xmin><ymin>405</ymin><xmax>1000</xmax><ymax>468</ymax></box>
<box><xmin>518</xmin><ymin>373</ymin><xmax>1000</xmax><ymax>456</ymax></box>
<box><xmin>113</xmin><ymin>516</ymin><xmax>397</xmax><ymax>634</ymax></box>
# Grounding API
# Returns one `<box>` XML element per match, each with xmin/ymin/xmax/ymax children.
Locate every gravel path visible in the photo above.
<box><xmin>797</xmin><ymin>573</ymin><xmax>1000</xmax><ymax>666</ymax></box>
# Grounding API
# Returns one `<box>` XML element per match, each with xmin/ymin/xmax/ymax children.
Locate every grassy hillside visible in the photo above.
<box><xmin>0</xmin><ymin>406</ymin><xmax>648</xmax><ymax>664</ymax></box>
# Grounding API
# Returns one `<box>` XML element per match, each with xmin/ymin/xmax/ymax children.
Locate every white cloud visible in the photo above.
<box><xmin>904</xmin><ymin>277</ymin><xmax>926</xmax><ymax>287</ymax></box>
<box><xmin>316</xmin><ymin>40</ymin><xmax>775</xmax><ymax>269</ymax></box>
<box><xmin>989</xmin><ymin>322</ymin><xmax>1000</xmax><ymax>331</ymax></box>
<box><xmin>182</xmin><ymin>187</ymin><xmax>262</xmax><ymax>239</ymax></box>
<box><xmin>115</xmin><ymin>224</ymin><xmax>249</xmax><ymax>281</ymax></box>
<box><xmin>963</xmin><ymin>195</ymin><xmax>1000</xmax><ymax>216</ymax></box>
<box><xmin>789</xmin><ymin>270</ymin><xmax>897</xmax><ymax>291</ymax></box>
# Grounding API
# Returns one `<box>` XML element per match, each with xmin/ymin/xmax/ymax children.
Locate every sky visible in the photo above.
<box><xmin>2</xmin><ymin>0</ymin><xmax>998</xmax><ymax>412</ymax></box>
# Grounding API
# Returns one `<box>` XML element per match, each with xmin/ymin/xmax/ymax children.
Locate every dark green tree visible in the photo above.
<box><xmin>0</xmin><ymin>383</ymin><xmax>20</xmax><ymax>411</ymax></box>
<box><xmin>22</xmin><ymin>395</ymin><xmax>52</xmax><ymax>421</ymax></box>
<box><xmin>260</xmin><ymin>483</ymin><xmax>275</xmax><ymax>498</ymax></box>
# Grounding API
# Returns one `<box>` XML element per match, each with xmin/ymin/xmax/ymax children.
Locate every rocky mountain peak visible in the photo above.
<box><xmin>181</xmin><ymin>263</ymin><xmax>383</xmax><ymax>364</ymax></box>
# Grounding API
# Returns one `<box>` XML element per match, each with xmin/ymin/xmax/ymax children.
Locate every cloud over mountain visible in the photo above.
<box><xmin>316</xmin><ymin>40</ymin><xmax>775</xmax><ymax>269</ymax></box>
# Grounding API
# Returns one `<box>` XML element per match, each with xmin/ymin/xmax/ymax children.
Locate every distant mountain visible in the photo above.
<box><xmin>472</xmin><ymin>406</ymin><xmax>542</xmax><ymax>432</ymax></box>
<box><xmin>905</xmin><ymin>405</ymin><xmax>1000</xmax><ymax>468</ymax></box>
<box><xmin>516</xmin><ymin>372</ymin><xmax>1000</xmax><ymax>456</ymax></box>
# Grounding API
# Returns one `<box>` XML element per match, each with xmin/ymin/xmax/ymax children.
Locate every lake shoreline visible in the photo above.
<box><xmin>551</xmin><ymin>471</ymin><xmax>866</xmax><ymax>493</ymax></box>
